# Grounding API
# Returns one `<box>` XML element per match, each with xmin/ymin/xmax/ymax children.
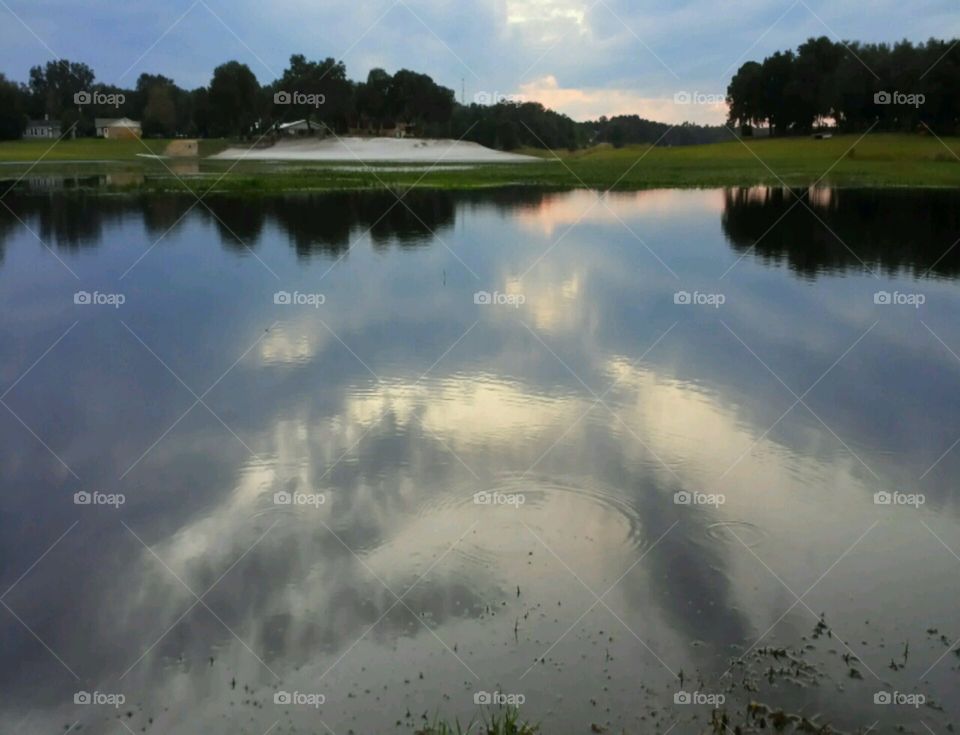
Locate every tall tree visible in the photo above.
<box><xmin>28</xmin><ymin>59</ymin><xmax>95</xmax><ymax>120</ymax></box>
<box><xmin>208</xmin><ymin>61</ymin><xmax>260</xmax><ymax>137</ymax></box>
<box><xmin>356</xmin><ymin>68</ymin><xmax>393</xmax><ymax>132</ymax></box>
<box><xmin>275</xmin><ymin>55</ymin><xmax>352</xmax><ymax>132</ymax></box>
<box><xmin>727</xmin><ymin>61</ymin><xmax>764</xmax><ymax>129</ymax></box>
<box><xmin>0</xmin><ymin>74</ymin><xmax>27</xmax><ymax>139</ymax></box>
<box><xmin>143</xmin><ymin>85</ymin><xmax>177</xmax><ymax>136</ymax></box>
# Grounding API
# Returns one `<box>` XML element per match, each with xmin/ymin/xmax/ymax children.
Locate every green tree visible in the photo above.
<box><xmin>0</xmin><ymin>74</ymin><xmax>27</xmax><ymax>139</ymax></box>
<box><xmin>356</xmin><ymin>68</ymin><xmax>393</xmax><ymax>131</ymax></box>
<box><xmin>275</xmin><ymin>55</ymin><xmax>353</xmax><ymax>133</ymax></box>
<box><xmin>143</xmin><ymin>84</ymin><xmax>177</xmax><ymax>136</ymax></box>
<box><xmin>389</xmin><ymin>69</ymin><xmax>454</xmax><ymax>133</ymax></box>
<box><xmin>27</xmin><ymin>59</ymin><xmax>95</xmax><ymax>129</ymax></box>
<box><xmin>727</xmin><ymin>61</ymin><xmax>764</xmax><ymax>128</ymax></box>
<box><xmin>208</xmin><ymin>61</ymin><xmax>260</xmax><ymax>137</ymax></box>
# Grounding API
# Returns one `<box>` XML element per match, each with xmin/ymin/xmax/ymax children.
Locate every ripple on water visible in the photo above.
<box><xmin>449</xmin><ymin>472</ymin><xmax>648</xmax><ymax>566</ymax></box>
<box><xmin>706</xmin><ymin>520</ymin><xmax>767</xmax><ymax>548</ymax></box>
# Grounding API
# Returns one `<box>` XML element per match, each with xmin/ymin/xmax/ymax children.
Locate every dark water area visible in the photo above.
<box><xmin>1</xmin><ymin>185</ymin><xmax>958</xmax><ymax>734</ymax></box>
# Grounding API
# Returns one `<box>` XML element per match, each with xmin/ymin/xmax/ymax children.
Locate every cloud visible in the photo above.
<box><xmin>0</xmin><ymin>0</ymin><xmax>957</xmax><ymax>123</ymax></box>
<box><xmin>505</xmin><ymin>0</ymin><xmax>589</xmax><ymax>44</ymax></box>
<box><xmin>506</xmin><ymin>0</ymin><xmax>588</xmax><ymax>27</ymax></box>
<box><xmin>516</xmin><ymin>75</ymin><xmax>728</xmax><ymax>124</ymax></box>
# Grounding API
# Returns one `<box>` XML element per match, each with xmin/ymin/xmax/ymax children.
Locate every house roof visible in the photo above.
<box><xmin>26</xmin><ymin>119</ymin><xmax>61</xmax><ymax>128</ymax></box>
<box><xmin>95</xmin><ymin>117</ymin><xmax>141</xmax><ymax>128</ymax></box>
<box><xmin>278</xmin><ymin>119</ymin><xmax>310</xmax><ymax>130</ymax></box>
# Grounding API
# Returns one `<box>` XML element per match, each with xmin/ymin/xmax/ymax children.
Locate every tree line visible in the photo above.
<box><xmin>585</xmin><ymin>115</ymin><xmax>734</xmax><ymax>147</ymax></box>
<box><xmin>0</xmin><ymin>54</ymin><xmax>740</xmax><ymax>149</ymax></box>
<box><xmin>727</xmin><ymin>36</ymin><xmax>960</xmax><ymax>135</ymax></box>
<box><xmin>0</xmin><ymin>55</ymin><xmax>589</xmax><ymax>150</ymax></box>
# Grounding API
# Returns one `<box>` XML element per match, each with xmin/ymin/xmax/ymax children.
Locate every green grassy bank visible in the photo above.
<box><xmin>1</xmin><ymin>133</ymin><xmax>959</xmax><ymax>192</ymax></box>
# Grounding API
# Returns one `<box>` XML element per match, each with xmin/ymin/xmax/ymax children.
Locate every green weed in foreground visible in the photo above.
<box><xmin>416</xmin><ymin>707</ymin><xmax>539</xmax><ymax>735</ymax></box>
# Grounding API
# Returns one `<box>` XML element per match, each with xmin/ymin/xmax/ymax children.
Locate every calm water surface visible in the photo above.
<box><xmin>1</xmin><ymin>185</ymin><xmax>959</xmax><ymax>734</ymax></box>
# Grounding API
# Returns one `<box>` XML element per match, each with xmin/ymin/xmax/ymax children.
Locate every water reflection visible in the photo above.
<box><xmin>0</xmin><ymin>184</ymin><xmax>554</xmax><ymax>259</ymax></box>
<box><xmin>5</xmin><ymin>184</ymin><xmax>960</xmax><ymax>279</ymax></box>
<box><xmin>721</xmin><ymin>186</ymin><xmax>960</xmax><ymax>277</ymax></box>
<box><xmin>1</xmin><ymin>185</ymin><xmax>959</xmax><ymax>734</ymax></box>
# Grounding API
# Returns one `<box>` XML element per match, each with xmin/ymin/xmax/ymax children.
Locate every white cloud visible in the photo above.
<box><xmin>506</xmin><ymin>0</ymin><xmax>588</xmax><ymax>27</ymax></box>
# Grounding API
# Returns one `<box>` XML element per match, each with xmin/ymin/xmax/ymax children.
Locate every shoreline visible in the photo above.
<box><xmin>1</xmin><ymin>134</ymin><xmax>959</xmax><ymax>192</ymax></box>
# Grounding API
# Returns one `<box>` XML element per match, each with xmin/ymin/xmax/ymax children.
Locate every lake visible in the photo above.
<box><xmin>1</xmin><ymin>184</ymin><xmax>958</xmax><ymax>734</ymax></box>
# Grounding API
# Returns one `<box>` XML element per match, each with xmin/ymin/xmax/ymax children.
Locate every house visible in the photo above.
<box><xmin>277</xmin><ymin>119</ymin><xmax>316</xmax><ymax>137</ymax></box>
<box><xmin>95</xmin><ymin>118</ymin><xmax>142</xmax><ymax>139</ymax></box>
<box><xmin>24</xmin><ymin>118</ymin><xmax>61</xmax><ymax>139</ymax></box>
<box><xmin>381</xmin><ymin>122</ymin><xmax>413</xmax><ymax>138</ymax></box>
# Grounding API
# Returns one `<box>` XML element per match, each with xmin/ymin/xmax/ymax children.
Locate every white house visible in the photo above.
<box><xmin>95</xmin><ymin>118</ymin><xmax>142</xmax><ymax>139</ymax></box>
<box><xmin>277</xmin><ymin>119</ymin><xmax>319</xmax><ymax>137</ymax></box>
<box><xmin>24</xmin><ymin>118</ymin><xmax>61</xmax><ymax>139</ymax></box>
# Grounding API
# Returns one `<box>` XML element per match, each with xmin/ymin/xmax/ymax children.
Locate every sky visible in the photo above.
<box><xmin>0</xmin><ymin>0</ymin><xmax>957</xmax><ymax>125</ymax></box>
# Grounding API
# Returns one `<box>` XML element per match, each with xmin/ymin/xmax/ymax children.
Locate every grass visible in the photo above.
<box><xmin>416</xmin><ymin>707</ymin><xmax>539</xmax><ymax>735</ymax></box>
<box><xmin>0</xmin><ymin>137</ymin><xmax>228</xmax><ymax>162</ymax></box>
<box><xmin>1</xmin><ymin>133</ymin><xmax>959</xmax><ymax>191</ymax></box>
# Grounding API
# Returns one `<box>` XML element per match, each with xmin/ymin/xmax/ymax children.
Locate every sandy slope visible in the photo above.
<box><xmin>211</xmin><ymin>136</ymin><xmax>538</xmax><ymax>163</ymax></box>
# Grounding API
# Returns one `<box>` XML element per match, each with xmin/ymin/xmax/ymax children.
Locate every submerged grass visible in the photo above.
<box><xmin>1</xmin><ymin>133</ymin><xmax>959</xmax><ymax>191</ymax></box>
<box><xmin>416</xmin><ymin>707</ymin><xmax>539</xmax><ymax>735</ymax></box>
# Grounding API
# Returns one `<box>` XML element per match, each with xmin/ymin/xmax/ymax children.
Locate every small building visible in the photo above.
<box><xmin>95</xmin><ymin>118</ymin><xmax>142</xmax><ymax>140</ymax></box>
<box><xmin>24</xmin><ymin>118</ymin><xmax>61</xmax><ymax>139</ymax></box>
<box><xmin>381</xmin><ymin>122</ymin><xmax>413</xmax><ymax>138</ymax></box>
<box><xmin>277</xmin><ymin>119</ymin><xmax>316</xmax><ymax>137</ymax></box>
